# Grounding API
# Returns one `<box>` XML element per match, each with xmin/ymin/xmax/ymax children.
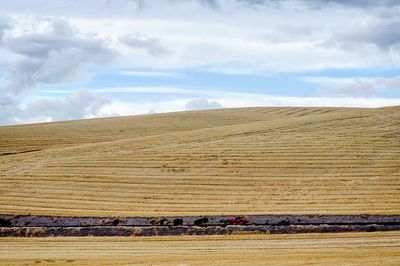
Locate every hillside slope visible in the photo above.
<box><xmin>0</xmin><ymin>106</ymin><xmax>399</xmax><ymax>216</ymax></box>
<box><xmin>0</xmin><ymin>107</ymin><xmax>348</xmax><ymax>154</ymax></box>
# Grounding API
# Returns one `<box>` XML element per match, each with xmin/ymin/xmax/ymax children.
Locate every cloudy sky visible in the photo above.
<box><xmin>0</xmin><ymin>0</ymin><xmax>399</xmax><ymax>125</ymax></box>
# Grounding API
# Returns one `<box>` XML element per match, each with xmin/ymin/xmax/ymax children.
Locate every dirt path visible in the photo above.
<box><xmin>1</xmin><ymin>214</ymin><xmax>399</xmax><ymax>237</ymax></box>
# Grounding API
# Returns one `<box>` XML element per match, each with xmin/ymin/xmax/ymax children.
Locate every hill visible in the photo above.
<box><xmin>0</xmin><ymin>106</ymin><xmax>399</xmax><ymax>216</ymax></box>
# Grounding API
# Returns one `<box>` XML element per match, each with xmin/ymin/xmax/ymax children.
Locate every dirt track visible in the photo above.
<box><xmin>1</xmin><ymin>214</ymin><xmax>399</xmax><ymax>236</ymax></box>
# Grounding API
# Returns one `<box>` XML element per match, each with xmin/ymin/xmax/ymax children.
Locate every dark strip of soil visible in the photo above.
<box><xmin>1</xmin><ymin>214</ymin><xmax>399</xmax><ymax>237</ymax></box>
<box><xmin>0</xmin><ymin>149</ymin><xmax>41</xmax><ymax>157</ymax></box>
<box><xmin>1</xmin><ymin>214</ymin><xmax>399</xmax><ymax>227</ymax></box>
<box><xmin>1</xmin><ymin>224</ymin><xmax>399</xmax><ymax>237</ymax></box>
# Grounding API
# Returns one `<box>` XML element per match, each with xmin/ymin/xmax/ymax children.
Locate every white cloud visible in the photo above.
<box><xmin>119</xmin><ymin>70</ymin><xmax>183</xmax><ymax>78</ymax></box>
<box><xmin>0</xmin><ymin>18</ymin><xmax>117</xmax><ymax>95</ymax></box>
<box><xmin>185</xmin><ymin>98</ymin><xmax>223</xmax><ymax>110</ymax></box>
<box><xmin>304</xmin><ymin>0</ymin><xmax>399</xmax><ymax>8</ymax></box>
<box><xmin>2</xmin><ymin>0</ymin><xmax>399</xmax><ymax>73</ymax></box>
<box><xmin>324</xmin><ymin>18</ymin><xmax>400</xmax><ymax>58</ymax></box>
<box><xmin>303</xmin><ymin>76</ymin><xmax>369</xmax><ymax>85</ymax></box>
<box><xmin>0</xmin><ymin>89</ymin><xmax>109</xmax><ymax>125</ymax></box>
<box><xmin>99</xmin><ymin>98</ymin><xmax>188</xmax><ymax>117</ymax></box>
<box><xmin>324</xmin><ymin>80</ymin><xmax>376</xmax><ymax>97</ymax></box>
<box><xmin>304</xmin><ymin>76</ymin><xmax>400</xmax><ymax>97</ymax></box>
<box><xmin>0</xmin><ymin>17</ymin><xmax>11</xmax><ymax>41</ymax></box>
<box><xmin>0</xmin><ymin>17</ymin><xmax>118</xmax><ymax>125</ymax></box>
<box><xmin>120</xmin><ymin>33</ymin><xmax>168</xmax><ymax>56</ymax></box>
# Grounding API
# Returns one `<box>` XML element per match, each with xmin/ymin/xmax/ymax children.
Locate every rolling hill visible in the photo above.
<box><xmin>0</xmin><ymin>106</ymin><xmax>399</xmax><ymax>217</ymax></box>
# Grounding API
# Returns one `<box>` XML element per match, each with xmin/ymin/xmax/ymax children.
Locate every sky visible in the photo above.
<box><xmin>0</xmin><ymin>0</ymin><xmax>399</xmax><ymax>125</ymax></box>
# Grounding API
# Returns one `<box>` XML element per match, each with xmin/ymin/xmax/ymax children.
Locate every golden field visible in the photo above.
<box><xmin>1</xmin><ymin>232</ymin><xmax>399</xmax><ymax>265</ymax></box>
<box><xmin>0</xmin><ymin>106</ymin><xmax>399</xmax><ymax>216</ymax></box>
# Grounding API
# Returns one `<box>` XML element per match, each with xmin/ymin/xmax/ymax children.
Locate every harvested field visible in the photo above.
<box><xmin>1</xmin><ymin>232</ymin><xmax>399</xmax><ymax>265</ymax></box>
<box><xmin>1</xmin><ymin>106</ymin><xmax>399</xmax><ymax>264</ymax></box>
<box><xmin>0</xmin><ymin>106</ymin><xmax>399</xmax><ymax>216</ymax></box>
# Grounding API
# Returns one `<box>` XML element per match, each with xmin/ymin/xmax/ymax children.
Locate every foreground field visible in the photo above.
<box><xmin>1</xmin><ymin>232</ymin><xmax>399</xmax><ymax>265</ymax></box>
<box><xmin>0</xmin><ymin>106</ymin><xmax>399</xmax><ymax>216</ymax></box>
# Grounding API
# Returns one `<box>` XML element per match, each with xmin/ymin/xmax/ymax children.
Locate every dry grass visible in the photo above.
<box><xmin>0</xmin><ymin>106</ymin><xmax>399</xmax><ymax>216</ymax></box>
<box><xmin>1</xmin><ymin>232</ymin><xmax>399</xmax><ymax>265</ymax></box>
